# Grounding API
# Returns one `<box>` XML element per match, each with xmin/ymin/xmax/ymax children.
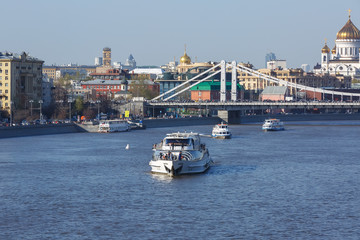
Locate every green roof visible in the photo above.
<box><xmin>190</xmin><ymin>81</ymin><xmax>242</xmax><ymax>91</ymax></box>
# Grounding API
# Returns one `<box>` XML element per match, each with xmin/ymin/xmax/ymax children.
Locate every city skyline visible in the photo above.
<box><xmin>1</xmin><ymin>0</ymin><xmax>359</xmax><ymax>69</ymax></box>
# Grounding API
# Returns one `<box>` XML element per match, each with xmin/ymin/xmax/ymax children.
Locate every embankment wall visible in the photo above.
<box><xmin>0</xmin><ymin>124</ymin><xmax>86</xmax><ymax>139</ymax></box>
<box><xmin>239</xmin><ymin>113</ymin><xmax>360</xmax><ymax>124</ymax></box>
<box><xmin>1</xmin><ymin>114</ymin><xmax>360</xmax><ymax>139</ymax></box>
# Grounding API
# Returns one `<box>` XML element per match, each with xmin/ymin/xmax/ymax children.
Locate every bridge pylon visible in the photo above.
<box><xmin>231</xmin><ymin>61</ymin><xmax>237</xmax><ymax>101</ymax></box>
<box><xmin>220</xmin><ymin>60</ymin><xmax>226</xmax><ymax>102</ymax></box>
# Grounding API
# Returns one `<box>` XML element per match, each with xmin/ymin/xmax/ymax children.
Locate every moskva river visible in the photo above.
<box><xmin>1</xmin><ymin>121</ymin><xmax>360</xmax><ymax>239</ymax></box>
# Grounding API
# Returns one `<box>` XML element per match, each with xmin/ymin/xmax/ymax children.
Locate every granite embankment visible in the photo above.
<box><xmin>0</xmin><ymin>117</ymin><xmax>221</xmax><ymax>138</ymax></box>
<box><xmin>1</xmin><ymin>114</ymin><xmax>360</xmax><ymax>139</ymax></box>
<box><xmin>239</xmin><ymin>113</ymin><xmax>360</xmax><ymax>123</ymax></box>
<box><xmin>0</xmin><ymin>123</ymin><xmax>86</xmax><ymax>139</ymax></box>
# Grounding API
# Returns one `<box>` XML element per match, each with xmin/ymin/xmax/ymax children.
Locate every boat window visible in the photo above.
<box><xmin>165</xmin><ymin>139</ymin><xmax>190</xmax><ymax>146</ymax></box>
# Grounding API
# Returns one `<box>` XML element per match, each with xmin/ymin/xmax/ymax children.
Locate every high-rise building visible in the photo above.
<box><xmin>102</xmin><ymin>47</ymin><xmax>111</xmax><ymax>67</ymax></box>
<box><xmin>301</xmin><ymin>64</ymin><xmax>310</xmax><ymax>72</ymax></box>
<box><xmin>0</xmin><ymin>52</ymin><xmax>44</xmax><ymax>114</ymax></box>
<box><xmin>95</xmin><ymin>57</ymin><xmax>103</xmax><ymax>66</ymax></box>
<box><xmin>265</xmin><ymin>52</ymin><xmax>276</xmax><ymax>68</ymax></box>
<box><xmin>123</xmin><ymin>54</ymin><xmax>137</xmax><ymax>70</ymax></box>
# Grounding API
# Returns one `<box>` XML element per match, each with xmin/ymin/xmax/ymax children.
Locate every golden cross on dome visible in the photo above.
<box><xmin>325</xmin><ymin>38</ymin><xmax>327</xmax><ymax>44</ymax></box>
<box><xmin>348</xmin><ymin>9</ymin><xmax>352</xmax><ymax>19</ymax></box>
<box><xmin>184</xmin><ymin>44</ymin><xmax>187</xmax><ymax>53</ymax></box>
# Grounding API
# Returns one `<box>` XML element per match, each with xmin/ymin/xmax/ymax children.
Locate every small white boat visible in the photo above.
<box><xmin>149</xmin><ymin>132</ymin><xmax>212</xmax><ymax>176</ymax></box>
<box><xmin>262</xmin><ymin>118</ymin><xmax>284</xmax><ymax>131</ymax></box>
<box><xmin>98</xmin><ymin>120</ymin><xmax>130</xmax><ymax>133</ymax></box>
<box><xmin>212</xmin><ymin>122</ymin><xmax>231</xmax><ymax>139</ymax></box>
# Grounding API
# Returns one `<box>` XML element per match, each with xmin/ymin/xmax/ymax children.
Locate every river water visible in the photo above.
<box><xmin>1</xmin><ymin>122</ymin><xmax>360</xmax><ymax>239</ymax></box>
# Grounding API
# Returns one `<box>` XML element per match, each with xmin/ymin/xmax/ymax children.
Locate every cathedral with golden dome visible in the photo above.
<box><xmin>176</xmin><ymin>45</ymin><xmax>213</xmax><ymax>74</ymax></box>
<box><xmin>314</xmin><ymin>10</ymin><xmax>360</xmax><ymax>79</ymax></box>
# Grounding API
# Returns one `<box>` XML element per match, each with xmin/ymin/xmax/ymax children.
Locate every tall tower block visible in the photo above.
<box><xmin>103</xmin><ymin>47</ymin><xmax>111</xmax><ymax>67</ymax></box>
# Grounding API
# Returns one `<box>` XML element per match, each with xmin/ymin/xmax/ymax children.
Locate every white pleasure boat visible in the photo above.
<box><xmin>98</xmin><ymin>120</ymin><xmax>130</xmax><ymax>133</ymax></box>
<box><xmin>211</xmin><ymin>122</ymin><xmax>231</xmax><ymax>139</ymax></box>
<box><xmin>149</xmin><ymin>132</ymin><xmax>212</xmax><ymax>176</ymax></box>
<box><xmin>262</xmin><ymin>118</ymin><xmax>284</xmax><ymax>131</ymax></box>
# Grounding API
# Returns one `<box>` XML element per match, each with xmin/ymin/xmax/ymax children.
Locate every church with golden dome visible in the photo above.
<box><xmin>176</xmin><ymin>45</ymin><xmax>214</xmax><ymax>74</ymax></box>
<box><xmin>315</xmin><ymin>10</ymin><xmax>360</xmax><ymax>79</ymax></box>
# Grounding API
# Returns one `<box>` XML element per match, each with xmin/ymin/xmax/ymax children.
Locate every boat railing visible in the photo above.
<box><xmin>154</xmin><ymin>150</ymin><xmax>193</xmax><ymax>161</ymax></box>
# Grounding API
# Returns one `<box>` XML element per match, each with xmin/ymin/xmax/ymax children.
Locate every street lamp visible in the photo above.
<box><xmin>38</xmin><ymin>100</ymin><xmax>43</xmax><ymax>121</ymax></box>
<box><xmin>29</xmin><ymin>100</ymin><xmax>34</xmax><ymax>116</ymax></box>
<box><xmin>68</xmin><ymin>98</ymin><xmax>73</xmax><ymax>122</ymax></box>
<box><xmin>10</xmin><ymin>101</ymin><xmax>13</xmax><ymax>126</ymax></box>
<box><xmin>96</xmin><ymin>100</ymin><xmax>101</xmax><ymax>120</ymax></box>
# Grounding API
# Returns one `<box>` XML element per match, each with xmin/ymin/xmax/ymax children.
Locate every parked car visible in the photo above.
<box><xmin>21</xmin><ymin>120</ymin><xmax>30</xmax><ymax>126</ymax></box>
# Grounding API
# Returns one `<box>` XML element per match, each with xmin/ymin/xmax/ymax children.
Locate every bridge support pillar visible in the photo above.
<box><xmin>220</xmin><ymin>60</ymin><xmax>226</xmax><ymax>102</ymax></box>
<box><xmin>231</xmin><ymin>61</ymin><xmax>237</xmax><ymax>101</ymax></box>
<box><xmin>218</xmin><ymin>110</ymin><xmax>241</xmax><ymax>124</ymax></box>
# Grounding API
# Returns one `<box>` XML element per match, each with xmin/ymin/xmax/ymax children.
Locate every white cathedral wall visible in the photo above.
<box><xmin>335</xmin><ymin>40</ymin><xmax>360</xmax><ymax>60</ymax></box>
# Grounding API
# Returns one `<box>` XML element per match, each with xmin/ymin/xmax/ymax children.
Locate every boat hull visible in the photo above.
<box><xmin>211</xmin><ymin>134</ymin><xmax>232</xmax><ymax>139</ymax></box>
<box><xmin>262</xmin><ymin>127</ymin><xmax>284</xmax><ymax>131</ymax></box>
<box><xmin>149</xmin><ymin>154</ymin><xmax>212</xmax><ymax>176</ymax></box>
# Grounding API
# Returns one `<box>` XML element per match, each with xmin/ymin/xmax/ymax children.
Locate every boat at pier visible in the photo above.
<box><xmin>149</xmin><ymin>132</ymin><xmax>212</xmax><ymax>176</ymax></box>
<box><xmin>98</xmin><ymin>120</ymin><xmax>130</xmax><ymax>133</ymax></box>
<box><xmin>262</xmin><ymin>118</ymin><xmax>284</xmax><ymax>131</ymax></box>
<box><xmin>211</xmin><ymin>122</ymin><xmax>231</xmax><ymax>139</ymax></box>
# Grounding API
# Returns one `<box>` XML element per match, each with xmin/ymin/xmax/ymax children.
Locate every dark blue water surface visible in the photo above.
<box><xmin>1</xmin><ymin>122</ymin><xmax>360</xmax><ymax>239</ymax></box>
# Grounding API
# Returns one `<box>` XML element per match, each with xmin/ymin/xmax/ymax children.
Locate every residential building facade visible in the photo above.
<box><xmin>0</xmin><ymin>52</ymin><xmax>44</xmax><ymax>114</ymax></box>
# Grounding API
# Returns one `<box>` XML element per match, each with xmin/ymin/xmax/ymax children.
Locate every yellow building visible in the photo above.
<box><xmin>42</xmin><ymin>66</ymin><xmax>57</xmax><ymax>81</ymax></box>
<box><xmin>0</xmin><ymin>52</ymin><xmax>44</xmax><ymax>114</ymax></box>
<box><xmin>238</xmin><ymin>67</ymin><xmax>351</xmax><ymax>96</ymax></box>
<box><xmin>43</xmin><ymin>65</ymin><xmax>96</xmax><ymax>81</ymax></box>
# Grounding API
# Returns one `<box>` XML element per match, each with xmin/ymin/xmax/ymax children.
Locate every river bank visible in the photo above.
<box><xmin>1</xmin><ymin>113</ymin><xmax>360</xmax><ymax>139</ymax></box>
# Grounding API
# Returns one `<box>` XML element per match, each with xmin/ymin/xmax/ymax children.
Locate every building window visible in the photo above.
<box><xmin>5</xmin><ymin>63</ymin><xmax>8</xmax><ymax>66</ymax></box>
<box><xmin>5</xmin><ymin>76</ymin><xmax>8</xmax><ymax>80</ymax></box>
<box><xmin>5</xmin><ymin>70</ymin><xmax>8</xmax><ymax>74</ymax></box>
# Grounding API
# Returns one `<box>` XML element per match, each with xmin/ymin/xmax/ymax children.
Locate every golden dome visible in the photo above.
<box><xmin>180</xmin><ymin>45</ymin><xmax>191</xmax><ymax>64</ymax></box>
<box><xmin>322</xmin><ymin>43</ymin><xmax>330</xmax><ymax>53</ymax></box>
<box><xmin>180</xmin><ymin>52</ymin><xmax>191</xmax><ymax>64</ymax></box>
<box><xmin>331</xmin><ymin>46</ymin><xmax>336</xmax><ymax>54</ymax></box>
<box><xmin>336</xmin><ymin>18</ymin><xmax>360</xmax><ymax>40</ymax></box>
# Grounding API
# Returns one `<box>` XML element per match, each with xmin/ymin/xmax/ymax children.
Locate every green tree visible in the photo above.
<box><xmin>129</xmin><ymin>79</ymin><xmax>158</xmax><ymax>100</ymax></box>
<box><xmin>75</xmin><ymin>97</ymin><xmax>84</xmax><ymax>114</ymax></box>
<box><xmin>57</xmin><ymin>74</ymin><xmax>72</xmax><ymax>89</ymax></box>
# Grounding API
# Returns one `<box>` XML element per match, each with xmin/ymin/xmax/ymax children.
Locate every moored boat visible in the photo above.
<box><xmin>262</xmin><ymin>118</ymin><xmax>284</xmax><ymax>131</ymax></box>
<box><xmin>98</xmin><ymin>120</ymin><xmax>130</xmax><ymax>133</ymax></box>
<box><xmin>211</xmin><ymin>122</ymin><xmax>231</xmax><ymax>139</ymax></box>
<box><xmin>149</xmin><ymin>132</ymin><xmax>212</xmax><ymax>176</ymax></box>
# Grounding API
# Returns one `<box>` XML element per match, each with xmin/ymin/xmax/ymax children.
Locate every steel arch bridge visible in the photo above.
<box><xmin>152</xmin><ymin>60</ymin><xmax>360</xmax><ymax>102</ymax></box>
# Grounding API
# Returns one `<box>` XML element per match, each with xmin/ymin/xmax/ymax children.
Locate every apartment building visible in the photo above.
<box><xmin>0</xmin><ymin>52</ymin><xmax>44</xmax><ymax>114</ymax></box>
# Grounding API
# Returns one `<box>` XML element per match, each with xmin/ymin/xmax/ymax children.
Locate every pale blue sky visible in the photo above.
<box><xmin>2</xmin><ymin>0</ymin><xmax>359</xmax><ymax>69</ymax></box>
